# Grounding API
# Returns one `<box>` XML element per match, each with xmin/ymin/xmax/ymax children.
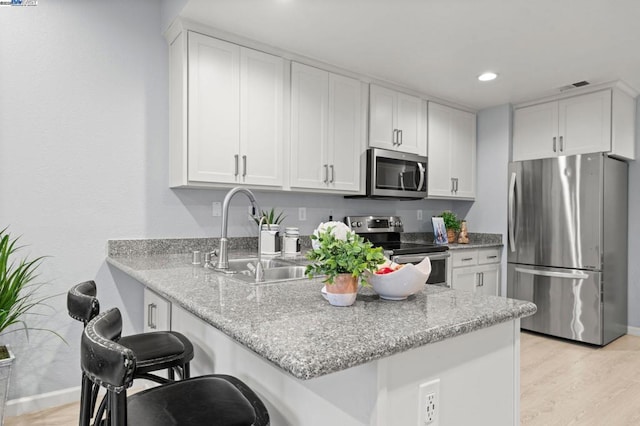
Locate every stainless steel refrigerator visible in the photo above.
<box><xmin>507</xmin><ymin>153</ymin><xmax>628</xmax><ymax>346</ymax></box>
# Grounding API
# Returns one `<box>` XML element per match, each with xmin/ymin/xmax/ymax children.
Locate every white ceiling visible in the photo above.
<box><xmin>180</xmin><ymin>0</ymin><xmax>640</xmax><ymax>110</ymax></box>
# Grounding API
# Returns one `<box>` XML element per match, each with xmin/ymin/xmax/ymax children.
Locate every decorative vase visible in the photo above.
<box><xmin>0</xmin><ymin>346</ymin><xmax>15</xmax><ymax>425</ymax></box>
<box><xmin>324</xmin><ymin>273</ymin><xmax>359</xmax><ymax>307</ymax></box>
<box><xmin>457</xmin><ymin>220</ymin><xmax>469</xmax><ymax>244</ymax></box>
<box><xmin>446</xmin><ymin>229</ymin><xmax>457</xmax><ymax>244</ymax></box>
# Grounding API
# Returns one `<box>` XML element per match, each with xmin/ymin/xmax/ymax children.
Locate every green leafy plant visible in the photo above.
<box><xmin>440</xmin><ymin>211</ymin><xmax>461</xmax><ymax>232</ymax></box>
<box><xmin>252</xmin><ymin>208</ymin><xmax>286</xmax><ymax>229</ymax></box>
<box><xmin>305</xmin><ymin>227</ymin><xmax>385</xmax><ymax>286</ymax></box>
<box><xmin>0</xmin><ymin>227</ymin><xmax>62</xmax><ymax>359</ymax></box>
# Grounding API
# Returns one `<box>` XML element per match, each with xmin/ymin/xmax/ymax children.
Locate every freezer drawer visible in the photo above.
<box><xmin>507</xmin><ymin>264</ymin><xmax>603</xmax><ymax>345</ymax></box>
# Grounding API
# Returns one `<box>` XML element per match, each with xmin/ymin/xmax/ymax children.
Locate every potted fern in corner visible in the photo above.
<box><xmin>0</xmin><ymin>227</ymin><xmax>57</xmax><ymax>423</ymax></box>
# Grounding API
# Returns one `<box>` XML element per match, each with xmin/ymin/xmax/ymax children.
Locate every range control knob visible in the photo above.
<box><xmin>351</xmin><ymin>221</ymin><xmax>358</xmax><ymax>228</ymax></box>
<box><xmin>398</xmin><ymin>221</ymin><xmax>403</xmax><ymax>227</ymax></box>
<box><xmin>357</xmin><ymin>221</ymin><xmax>362</xmax><ymax>227</ymax></box>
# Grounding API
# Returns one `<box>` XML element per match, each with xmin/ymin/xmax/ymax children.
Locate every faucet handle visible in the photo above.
<box><xmin>211</xmin><ymin>249</ymin><xmax>219</xmax><ymax>257</ymax></box>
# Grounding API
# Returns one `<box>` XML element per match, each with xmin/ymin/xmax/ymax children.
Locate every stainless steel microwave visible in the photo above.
<box><xmin>362</xmin><ymin>148</ymin><xmax>428</xmax><ymax>199</ymax></box>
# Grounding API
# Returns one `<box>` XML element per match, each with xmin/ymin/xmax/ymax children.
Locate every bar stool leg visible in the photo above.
<box><xmin>79</xmin><ymin>374</ymin><xmax>92</xmax><ymax>426</ymax></box>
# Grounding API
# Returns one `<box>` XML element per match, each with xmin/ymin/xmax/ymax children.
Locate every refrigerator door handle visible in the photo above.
<box><xmin>508</xmin><ymin>171</ymin><xmax>517</xmax><ymax>253</ymax></box>
<box><xmin>514</xmin><ymin>267</ymin><xmax>589</xmax><ymax>280</ymax></box>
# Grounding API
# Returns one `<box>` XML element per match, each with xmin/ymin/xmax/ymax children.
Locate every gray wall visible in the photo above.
<box><xmin>0</xmin><ymin>0</ymin><xmax>457</xmax><ymax>401</ymax></box>
<box><xmin>466</xmin><ymin>105</ymin><xmax>512</xmax><ymax>295</ymax></box>
<box><xmin>628</xmin><ymin>98</ymin><xmax>640</xmax><ymax>328</ymax></box>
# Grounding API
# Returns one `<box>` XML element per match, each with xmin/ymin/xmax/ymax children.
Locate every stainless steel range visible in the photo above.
<box><xmin>345</xmin><ymin>215</ymin><xmax>450</xmax><ymax>287</ymax></box>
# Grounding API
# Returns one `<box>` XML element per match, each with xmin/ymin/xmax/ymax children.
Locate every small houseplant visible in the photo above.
<box><xmin>252</xmin><ymin>208</ymin><xmax>286</xmax><ymax>230</ymax></box>
<box><xmin>440</xmin><ymin>211</ymin><xmax>461</xmax><ymax>243</ymax></box>
<box><xmin>305</xmin><ymin>222</ymin><xmax>385</xmax><ymax>306</ymax></box>
<box><xmin>0</xmin><ymin>228</ymin><xmax>59</xmax><ymax>423</ymax></box>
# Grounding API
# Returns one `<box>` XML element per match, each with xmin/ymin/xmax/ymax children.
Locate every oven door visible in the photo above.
<box><xmin>392</xmin><ymin>252</ymin><xmax>450</xmax><ymax>287</ymax></box>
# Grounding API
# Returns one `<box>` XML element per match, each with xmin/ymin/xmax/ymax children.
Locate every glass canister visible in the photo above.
<box><xmin>284</xmin><ymin>227</ymin><xmax>300</xmax><ymax>255</ymax></box>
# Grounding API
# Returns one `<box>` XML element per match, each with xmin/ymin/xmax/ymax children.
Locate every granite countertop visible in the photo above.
<box><xmin>107</xmin><ymin>251</ymin><xmax>535</xmax><ymax>381</ymax></box>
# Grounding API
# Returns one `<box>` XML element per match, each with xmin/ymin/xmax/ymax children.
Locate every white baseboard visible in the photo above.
<box><xmin>6</xmin><ymin>386</ymin><xmax>80</xmax><ymax>417</ymax></box>
<box><xmin>627</xmin><ymin>326</ymin><xmax>640</xmax><ymax>336</ymax></box>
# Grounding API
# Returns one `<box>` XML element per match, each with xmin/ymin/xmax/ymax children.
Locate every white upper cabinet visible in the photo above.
<box><xmin>169</xmin><ymin>31</ymin><xmax>284</xmax><ymax>187</ymax></box>
<box><xmin>513</xmin><ymin>85</ymin><xmax>636</xmax><ymax>162</ymax></box>
<box><xmin>427</xmin><ymin>102</ymin><xmax>477</xmax><ymax>200</ymax></box>
<box><xmin>290</xmin><ymin>62</ymin><xmax>363</xmax><ymax>193</ymax></box>
<box><xmin>369</xmin><ymin>84</ymin><xmax>424</xmax><ymax>155</ymax></box>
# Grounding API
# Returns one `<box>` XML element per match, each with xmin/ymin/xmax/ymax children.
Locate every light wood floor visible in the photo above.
<box><xmin>6</xmin><ymin>332</ymin><xmax>640</xmax><ymax>425</ymax></box>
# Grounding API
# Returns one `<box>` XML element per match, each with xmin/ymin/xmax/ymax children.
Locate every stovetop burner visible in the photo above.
<box><xmin>345</xmin><ymin>215</ymin><xmax>448</xmax><ymax>255</ymax></box>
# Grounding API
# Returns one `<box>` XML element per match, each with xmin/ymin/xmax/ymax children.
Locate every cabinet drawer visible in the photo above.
<box><xmin>451</xmin><ymin>250</ymin><xmax>478</xmax><ymax>267</ymax></box>
<box><xmin>478</xmin><ymin>248</ymin><xmax>501</xmax><ymax>264</ymax></box>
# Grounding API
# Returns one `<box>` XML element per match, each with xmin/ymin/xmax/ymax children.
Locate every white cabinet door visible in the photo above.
<box><xmin>427</xmin><ymin>102</ymin><xmax>476</xmax><ymax>199</ymax></box>
<box><xmin>452</xmin><ymin>267</ymin><xmax>479</xmax><ymax>293</ymax></box>
<box><xmin>369</xmin><ymin>85</ymin><xmax>423</xmax><ymax>154</ymax></box>
<box><xmin>369</xmin><ymin>85</ymin><xmax>396</xmax><ymax>150</ymax></box>
<box><xmin>396</xmin><ymin>93</ymin><xmax>422</xmax><ymax>154</ymax></box>
<box><xmin>559</xmin><ymin>90</ymin><xmax>612</xmax><ymax>156</ymax></box>
<box><xmin>188</xmin><ymin>32</ymin><xmax>240</xmax><ymax>183</ymax></box>
<box><xmin>450</xmin><ymin>108</ymin><xmax>476</xmax><ymax>199</ymax></box>
<box><xmin>291</xmin><ymin>62</ymin><xmax>362</xmax><ymax>193</ymax></box>
<box><xmin>327</xmin><ymin>74</ymin><xmax>362</xmax><ymax>191</ymax></box>
<box><xmin>477</xmin><ymin>264</ymin><xmax>500</xmax><ymax>296</ymax></box>
<box><xmin>239</xmin><ymin>48</ymin><xmax>284</xmax><ymax>186</ymax></box>
<box><xmin>144</xmin><ymin>288</ymin><xmax>171</xmax><ymax>332</ymax></box>
<box><xmin>513</xmin><ymin>101</ymin><xmax>558</xmax><ymax>162</ymax></box>
<box><xmin>290</xmin><ymin>63</ymin><xmax>329</xmax><ymax>190</ymax></box>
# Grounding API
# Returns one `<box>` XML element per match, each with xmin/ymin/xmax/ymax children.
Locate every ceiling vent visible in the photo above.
<box><xmin>558</xmin><ymin>80</ymin><xmax>591</xmax><ymax>92</ymax></box>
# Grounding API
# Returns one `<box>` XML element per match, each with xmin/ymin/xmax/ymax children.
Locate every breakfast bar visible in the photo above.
<box><xmin>107</xmin><ymin>245</ymin><xmax>536</xmax><ymax>426</ymax></box>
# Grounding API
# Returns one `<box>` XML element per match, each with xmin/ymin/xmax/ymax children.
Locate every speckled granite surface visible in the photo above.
<box><xmin>402</xmin><ymin>232</ymin><xmax>503</xmax><ymax>250</ymax></box>
<box><xmin>107</xmin><ymin>250</ymin><xmax>535</xmax><ymax>381</ymax></box>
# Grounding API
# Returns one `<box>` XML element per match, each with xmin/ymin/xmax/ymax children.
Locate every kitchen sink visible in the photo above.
<box><xmin>213</xmin><ymin>258</ymin><xmax>310</xmax><ymax>283</ymax></box>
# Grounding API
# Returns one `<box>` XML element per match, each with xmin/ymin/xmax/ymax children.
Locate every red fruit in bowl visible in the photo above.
<box><xmin>375</xmin><ymin>267</ymin><xmax>395</xmax><ymax>275</ymax></box>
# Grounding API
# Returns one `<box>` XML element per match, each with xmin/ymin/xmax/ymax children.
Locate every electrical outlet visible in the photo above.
<box><xmin>417</xmin><ymin>210</ymin><xmax>423</xmax><ymax>221</ymax></box>
<box><xmin>212</xmin><ymin>202</ymin><xmax>222</xmax><ymax>217</ymax></box>
<box><xmin>298</xmin><ymin>207</ymin><xmax>307</xmax><ymax>221</ymax></box>
<box><xmin>418</xmin><ymin>379</ymin><xmax>440</xmax><ymax>426</ymax></box>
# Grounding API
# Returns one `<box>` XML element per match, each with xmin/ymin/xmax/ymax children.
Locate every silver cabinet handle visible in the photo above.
<box><xmin>461</xmin><ymin>257</ymin><xmax>473</xmax><ymax>261</ymax></box>
<box><xmin>454</xmin><ymin>178</ymin><xmax>458</xmax><ymax>193</ymax></box>
<box><xmin>486</xmin><ymin>255</ymin><xmax>498</xmax><ymax>259</ymax></box>
<box><xmin>242</xmin><ymin>155</ymin><xmax>247</xmax><ymax>177</ymax></box>
<box><xmin>480</xmin><ymin>272</ymin><xmax>484</xmax><ymax>286</ymax></box>
<box><xmin>399</xmin><ymin>129</ymin><xmax>403</xmax><ymax>145</ymax></box>
<box><xmin>553</xmin><ymin>136</ymin><xmax>557</xmax><ymax>152</ymax></box>
<box><xmin>514</xmin><ymin>267</ymin><xmax>589</xmax><ymax>280</ymax></box>
<box><xmin>508</xmin><ymin>172</ymin><xmax>517</xmax><ymax>253</ymax></box>
<box><xmin>323</xmin><ymin>164</ymin><xmax>328</xmax><ymax>183</ymax></box>
<box><xmin>234</xmin><ymin>154</ymin><xmax>239</xmax><ymax>177</ymax></box>
<box><xmin>329</xmin><ymin>165</ymin><xmax>334</xmax><ymax>183</ymax></box>
<box><xmin>392</xmin><ymin>129</ymin><xmax>398</xmax><ymax>145</ymax></box>
<box><xmin>451</xmin><ymin>178</ymin><xmax>455</xmax><ymax>193</ymax></box>
<box><xmin>559</xmin><ymin>136</ymin><xmax>564</xmax><ymax>152</ymax></box>
<box><xmin>147</xmin><ymin>303</ymin><xmax>157</xmax><ymax>329</ymax></box>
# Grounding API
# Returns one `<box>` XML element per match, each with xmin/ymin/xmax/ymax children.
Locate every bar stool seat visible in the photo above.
<box><xmin>119</xmin><ymin>331</ymin><xmax>193</xmax><ymax>374</ymax></box>
<box><xmin>81</xmin><ymin>308</ymin><xmax>270</xmax><ymax>426</ymax></box>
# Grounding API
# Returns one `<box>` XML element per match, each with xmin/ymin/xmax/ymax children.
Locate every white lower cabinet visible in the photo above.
<box><xmin>143</xmin><ymin>288</ymin><xmax>172</xmax><ymax>332</ymax></box>
<box><xmin>450</xmin><ymin>247</ymin><xmax>501</xmax><ymax>296</ymax></box>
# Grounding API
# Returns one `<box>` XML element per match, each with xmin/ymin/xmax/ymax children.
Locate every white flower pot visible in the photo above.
<box><xmin>0</xmin><ymin>346</ymin><xmax>15</xmax><ymax>425</ymax></box>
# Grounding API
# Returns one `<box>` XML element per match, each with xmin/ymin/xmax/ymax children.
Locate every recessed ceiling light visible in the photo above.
<box><xmin>478</xmin><ymin>72</ymin><xmax>498</xmax><ymax>82</ymax></box>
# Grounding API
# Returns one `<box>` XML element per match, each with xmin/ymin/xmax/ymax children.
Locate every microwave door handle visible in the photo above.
<box><xmin>508</xmin><ymin>171</ymin><xmax>517</xmax><ymax>253</ymax></box>
<box><xmin>399</xmin><ymin>172</ymin><xmax>405</xmax><ymax>190</ymax></box>
<box><xmin>417</xmin><ymin>163</ymin><xmax>425</xmax><ymax>191</ymax></box>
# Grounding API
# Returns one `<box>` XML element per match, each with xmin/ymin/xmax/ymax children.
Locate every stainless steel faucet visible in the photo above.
<box><xmin>216</xmin><ymin>187</ymin><xmax>261</xmax><ymax>270</ymax></box>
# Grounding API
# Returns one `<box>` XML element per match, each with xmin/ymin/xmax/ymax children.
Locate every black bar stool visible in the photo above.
<box><xmin>68</xmin><ymin>281</ymin><xmax>194</xmax><ymax>425</ymax></box>
<box><xmin>82</xmin><ymin>307</ymin><xmax>270</xmax><ymax>426</ymax></box>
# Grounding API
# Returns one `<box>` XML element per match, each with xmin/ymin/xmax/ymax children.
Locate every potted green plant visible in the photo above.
<box><xmin>252</xmin><ymin>208</ymin><xmax>286</xmax><ymax>230</ymax></box>
<box><xmin>0</xmin><ymin>228</ymin><xmax>59</xmax><ymax>423</ymax></box>
<box><xmin>440</xmin><ymin>211</ymin><xmax>461</xmax><ymax>243</ymax></box>
<box><xmin>305</xmin><ymin>222</ymin><xmax>385</xmax><ymax>307</ymax></box>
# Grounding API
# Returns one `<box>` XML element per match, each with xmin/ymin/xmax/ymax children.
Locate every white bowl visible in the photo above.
<box><xmin>367</xmin><ymin>260</ymin><xmax>431</xmax><ymax>301</ymax></box>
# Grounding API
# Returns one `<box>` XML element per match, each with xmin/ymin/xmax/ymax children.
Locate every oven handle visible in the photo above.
<box><xmin>392</xmin><ymin>252</ymin><xmax>450</xmax><ymax>264</ymax></box>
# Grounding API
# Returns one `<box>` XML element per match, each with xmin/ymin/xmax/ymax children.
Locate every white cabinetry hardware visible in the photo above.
<box><xmin>290</xmin><ymin>62</ymin><xmax>364</xmax><ymax>193</ymax></box>
<box><xmin>513</xmin><ymin>83</ymin><xmax>637</xmax><ymax>162</ymax></box>
<box><xmin>369</xmin><ymin>84</ymin><xmax>425</xmax><ymax>155</ymax></box>
<box><xmin>450</xmin><ymin>247</ymin><xmax>501</xmax><ymax>296</ymax></box>
<box><xmin>427</xmin><ymin>102</ymin><xmax>477</xmax><ymax>199</ymax></box>
<box><xmin>168</xmin><ymin>30</ymin><xmax>284</xmax><ymax>188</ymax></box>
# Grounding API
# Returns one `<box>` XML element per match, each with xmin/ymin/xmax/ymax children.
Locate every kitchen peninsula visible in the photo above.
<box><xmin>107</xmin><ymin>239</ymin><xmax>535</xmax><ymax>426</ymax></box>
